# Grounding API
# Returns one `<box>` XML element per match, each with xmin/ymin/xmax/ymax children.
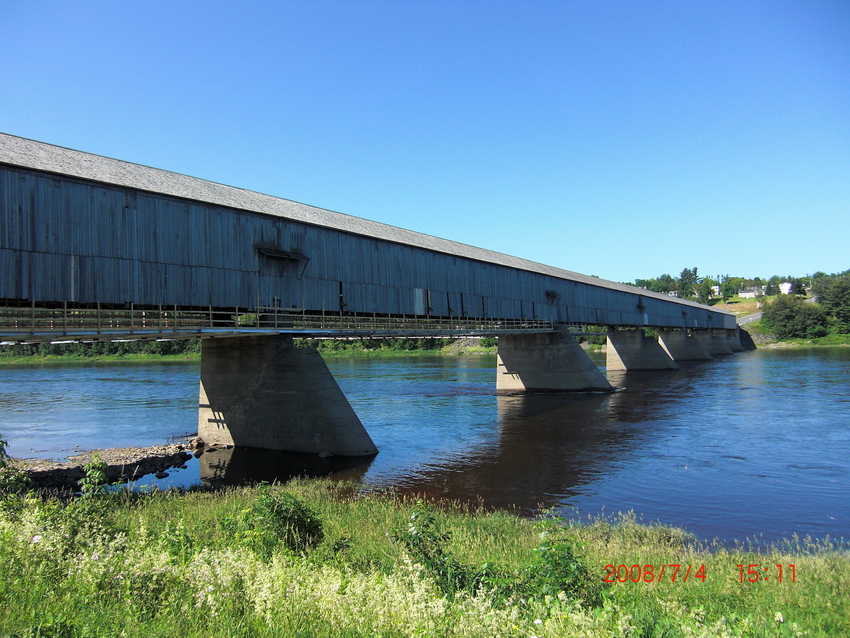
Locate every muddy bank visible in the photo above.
<box><xmin>11</xmin><ymin>444</ymin><xmax>198</xmax><ymax>491</ymax></box>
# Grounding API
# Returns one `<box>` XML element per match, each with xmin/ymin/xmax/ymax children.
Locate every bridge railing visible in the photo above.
<box><xmin>0</xmin><ymin>303</ymin><xmax>554</xmax><ymax>342</ymax></box>
<box><xmin>251</xmin><ymin>306</ymin><xmax>552</xmax><ymax>334</ymax></box>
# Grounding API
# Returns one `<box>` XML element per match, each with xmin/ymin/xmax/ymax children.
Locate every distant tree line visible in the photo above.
<box><xmin>0</xmin><ymin>339</ymin><xmax>202</xmax><ymax>359</ymax></box>
<box><xmin>633</xmin><ymin>267</ymin><xmax>715</xmax><ymax>304</ymax></box>
<box><xmin>633</xmin><ymin>270</ymin><xmax>816</xmax><ymax>306</ymax></box>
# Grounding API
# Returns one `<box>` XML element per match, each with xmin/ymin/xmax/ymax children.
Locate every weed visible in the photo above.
<box><xmin>78</xmin><ymin>455</ymin><xmax>109</xmax><ymax>497</ymax></box>
<box><xmin>0</xmin><ymin>432</ymin><xmax>29</xmax><ymax>493</ymax></box>
<box><xmin>222</xmin><ymin>485</ymin><xmax>324</xmax><ymax>558</ymax></box>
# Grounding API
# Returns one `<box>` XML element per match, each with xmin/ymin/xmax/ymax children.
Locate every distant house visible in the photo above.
<box><xmin>738</xmin><ymin>287</ymin><xmax>764</xmax><ymax>299</ymax></box>
<box><xmin>779</xmin><ymin>282</ymin><xmax>793</xmax><ymax>295</ymax></box>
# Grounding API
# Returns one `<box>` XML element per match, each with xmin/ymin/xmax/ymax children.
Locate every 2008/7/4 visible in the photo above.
<box><xmin>603</xmin><ymin>564</ymin><xmax>706</xmax><ymax>583</ymax></box>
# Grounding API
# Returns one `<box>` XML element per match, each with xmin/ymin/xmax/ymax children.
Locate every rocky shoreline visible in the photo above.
<box><xmin>11</xmin><ymin>443</ymin><xmax>205</xmax><ymax>491</ymax></box>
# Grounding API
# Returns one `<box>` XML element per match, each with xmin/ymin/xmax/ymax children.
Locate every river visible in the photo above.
<box><xmin>1</xmin><ymin>347</ymin><xmax>848</xmax><ymax>544</ymax></box>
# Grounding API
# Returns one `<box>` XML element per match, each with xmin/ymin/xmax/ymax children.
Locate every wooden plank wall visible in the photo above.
<box><xmin>0</xmin><ymin>165</ymin><xmax>733</xmax><ymax>329</ymax></box>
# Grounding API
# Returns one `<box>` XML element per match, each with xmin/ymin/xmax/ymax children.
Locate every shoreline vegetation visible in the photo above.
<box><xmin>0</xmin><ymin>479</ymin><xmax>847</xmax><ymax>637</ymax></box>
<box><xmin>2</xmin><ymin>330</ymin><xmax>849</xmax><ymax>365</ymax></box>
<box><xmin>0</xmin><ymin>337</ymin><xmax>502</xmax><ymax>364</ymax></box>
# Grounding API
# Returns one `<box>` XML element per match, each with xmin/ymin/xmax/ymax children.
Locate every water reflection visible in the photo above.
<box><xmin>199</xmin><ymin>446</ymin><xmax>372</xmax><ymax>486</ymax></box>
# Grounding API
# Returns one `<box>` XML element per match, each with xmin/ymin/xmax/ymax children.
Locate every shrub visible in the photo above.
<box><xmin>223</xmin><ymin>486</ymin><xmax>324</xmax><ymax>558</ymax></box>
<box><xmin>762</xmin><ymin>295</ymin><xmax>828</xmax><ymax>339</ymax></box>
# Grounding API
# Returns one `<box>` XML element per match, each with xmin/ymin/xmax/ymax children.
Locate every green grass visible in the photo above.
<box><xmin>0</xmin><ymin>480</ymin><xmax>847</xmax><ymax>637</ymax></box>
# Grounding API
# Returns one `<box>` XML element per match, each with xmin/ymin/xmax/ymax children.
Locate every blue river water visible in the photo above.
<box><xmin>1</xmin><ymin>347</ymin><xmax>848</xmax><ymax>544</ymax></box>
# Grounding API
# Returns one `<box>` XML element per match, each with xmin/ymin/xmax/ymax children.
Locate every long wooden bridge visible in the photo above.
<box><xmin>0</xmin><ymin>133</ymin><xmax>747</xmax><ymax>457</ymax></box>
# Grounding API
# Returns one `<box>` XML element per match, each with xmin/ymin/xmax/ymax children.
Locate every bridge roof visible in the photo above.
<box><xmin>0</xmin><ymin>132</ymin><xmax>729</xmax><ymax>316</ymax></box>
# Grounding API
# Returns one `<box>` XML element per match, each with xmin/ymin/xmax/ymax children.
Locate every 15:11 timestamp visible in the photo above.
<box><xmin>738</xmin><ymin>564</ymin><xmax>796</xmax><ymax>583</ymax></box>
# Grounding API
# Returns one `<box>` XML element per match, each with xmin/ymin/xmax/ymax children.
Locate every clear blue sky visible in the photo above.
<box><xmin>2</xmin><ymin>1</ymin><xmax>848</xmax><ymax>283</ymax></box>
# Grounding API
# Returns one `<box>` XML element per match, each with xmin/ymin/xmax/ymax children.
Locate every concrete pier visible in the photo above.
<box><xmin>692</xmin><ymin>329</ymin><xmax>734</xmax><ymax>355</ymax></box>
<box><xmin>658</xmin><ymin>330</ymin><xmax>713</xmax><ymax>361</ymax></box>
<box><xmin>606</xmin><ymin>329</ymin><xmax>679</xmax><ymax>371</ymax></box>
<box><xmin>738</xmin><ymin>327</ymin><xmax>757</xmax><ymax>350</ymax></box>
<box><xmin>726</xmin><ymin>328</ymin><xmax>746</xmax><ymax>352</ymax></box>
<box><xmin>497</xmin><ymin>327</ymin><xmax>612</xmax><ymax>393</ymax></box>
<box><xmin>198</xmin><ymin>335</ymin><xmax>377</xmax><ymax>457</ymax></box>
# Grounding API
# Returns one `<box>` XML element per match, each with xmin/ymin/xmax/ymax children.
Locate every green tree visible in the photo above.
<box><xmin>678</xmin><ymin>267</ymin><xmax>700</xmax><ymax>299</ymax></box>
<box><xmin>762</xmin><ymin>295</ymin><xmax>828</xmax><ymax>339</ymax></box>
<box><xmin>790</xmin><ymin>278</ymin><xmax>808</xmax><ymax>296</ymax></box>
<box><xmin>720</xmin><ymin>281</ymin><xmax>738</xmax><ymax>303</ymax></box>
<box><xmin>634</xmin><ymin>274</ymin><xmax>679</xmax><ymax>294</ymax></box>
<box><xmin>813</xmin><ymin>275</ymin><xmax>850</xmax><ymax>333</ymax></box>
<box><xmin>695</xmin><ymin>280</ymin><xmax>714</xmax><ymax>305</ymax></box>
<box><xmin>656</xmin><ymin>273</ymin><xmax>678</xmax><ymax>294</ymax></box>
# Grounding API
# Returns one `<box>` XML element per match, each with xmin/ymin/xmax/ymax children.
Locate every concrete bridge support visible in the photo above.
<box><xmin>497</xmin><ymin>327</ymin><xmax>612</xmax><ymax>393</ymax></box>
<box><xmin>658</xmin><ymin>330</ymin><xmax>713</xmax><ymax>361</ymax></box>
<box><xmin>738</xmin><ymin>327</ymin><xmax>757</xmax><ymax>350</ymax></box>
<box><xmin>726</xmin><ymin>328</ymin><xmax>746</xmax><ymax>352</ymax></box>
<box><xmin>606</xmin><ymin>329</ymin><xmax>679</xmax><ymax>371</ymax></box>
<box><xmin>198</xmin><ymin>335</ymin><xmax>377</xmax><ymax>457</ymax></box>
<box><xmin>692</xmin><ymin>329</ymin><xmax>734</xmax><ymax>355</ymax></box>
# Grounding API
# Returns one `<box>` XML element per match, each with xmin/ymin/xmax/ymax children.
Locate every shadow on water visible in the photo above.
<box><xmin>197</xmin><ymin>446</ymin><xmax>374</xmax><ymax>487</ymax></box>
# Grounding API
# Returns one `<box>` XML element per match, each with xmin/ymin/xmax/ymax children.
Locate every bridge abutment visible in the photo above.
<box><xmin>496</xmin><ymin>327</ymin><xmax>612</xmax><ymax>393</ymax></box>
<box><xmin>198</xmin><ymin>335</ymin><xmax>377</xmax><ymax>457</ymax></box>
<box><xmin>657</xmin><ymin>329</ymin><xmax>714</xmax><ymax>361</ymax></box>
<box><xmin>606</xmin><ymin>329</ymin><xmax>679</xmax><ymax>371</ymax></box>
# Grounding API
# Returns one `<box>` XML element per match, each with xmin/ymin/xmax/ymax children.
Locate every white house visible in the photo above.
<box><xmin>738</xmin><ymin>287</ymin><xmax>764</xmax><ymax>299</ymax></box>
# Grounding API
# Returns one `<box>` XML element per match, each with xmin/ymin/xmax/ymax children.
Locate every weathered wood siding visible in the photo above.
<box><xmin>0</xmin><ymin>164</ymin><xmax>735</xmax><ymax>329</ymax></box>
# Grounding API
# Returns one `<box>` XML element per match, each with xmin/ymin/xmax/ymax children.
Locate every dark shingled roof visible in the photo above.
<box><xmin>0</xmin><ymin>132</ymin><xmax>730</xmax><ymax>316</ymax></box>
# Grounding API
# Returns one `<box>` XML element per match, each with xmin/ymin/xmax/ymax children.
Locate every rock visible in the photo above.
<box><xmin>13</xmin><ymin>443</ymin><xmax>192</xmax><ymax>491</ymax></box>
<box><xmin>155</xmin><ymin>471</ymin><xmax>169</xmax><ymax>479</ymax></box>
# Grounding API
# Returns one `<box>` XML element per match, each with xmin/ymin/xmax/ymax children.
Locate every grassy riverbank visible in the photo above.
<box><xmin>1</xmin><ymin>479</ymin><xmax>847</xmax><ymax>637</ymax></box>
<box><xmin>743</xmin><ymin>320</ymin><xmax>850</xmax><ymax>347</ymax></box>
